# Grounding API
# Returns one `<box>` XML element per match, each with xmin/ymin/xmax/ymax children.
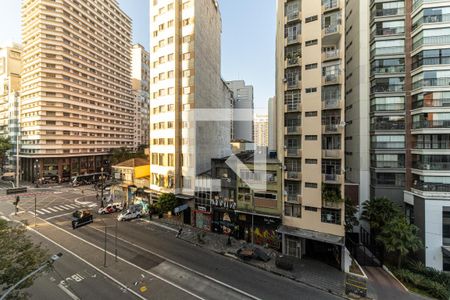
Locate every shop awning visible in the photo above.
<box><xmin>235</xmin><ymin>210</ymin><xmax>281</xmax><ymax>219</ymax></box>
<box><xmin>277</xmin><ymin>225</ymin><xmax>344</xmax><ymax>246</ymax></box>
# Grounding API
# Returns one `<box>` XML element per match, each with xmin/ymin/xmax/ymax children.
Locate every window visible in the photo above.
<box><xmin>284</xmin><ymin>203</ymin><xmax>301</xmax><ymax>218</ymax></box>
<box><xmin>304</xmin><ymin>206</ymin><xmax>318</xmax><ymax>212</ymax></box>
<box><xmin>321</xmin><ymin>208</ymin><xmax>341</xmax><ymax>224</ymax></box>
<box><xmin>284</xmin><ymin>23</ymin><xmax>301</xmax><ymax>42</ymax></box>
<box><xmin>305</xmin><ymin>135</ymin><xmax>318</xmax><ymax>141</ymax></box>
<box><xmin>305</xmin><ymin>111</ymin><xmax>318</xmax><ymax>117</ymax></box>
<box><xmin>305</xmin><ymin>182</ymin><xmax>318</xmax><ymax>188</ymax></box>
<box><xmin>305</xmin><ymin>39</ymin><xmax>318</xmax><ymax>46</ymax></box>
<box><xmin>305</xmin><ymin>159</ymin><xmax>317</xmax><ymax>164</ymax></box>
<box><xmin>305</xmin><ymin>88</ymin><xmax>317</xmax><ymax>93</ymax></box>
<box><xmin>305</xmin><ymin>15</ymin><xmax>318</xmax><ymax>23</ymax></box>
<box><xmin>305</xmin><ymin>63</ymin><xmax>318</xmax><ymax>70</ymax></box>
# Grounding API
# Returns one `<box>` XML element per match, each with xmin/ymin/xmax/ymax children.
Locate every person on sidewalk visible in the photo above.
<box><xmin>176</xmin><ymin>227</ymin><xmax>183</xmax><ymax>238</ymax></box>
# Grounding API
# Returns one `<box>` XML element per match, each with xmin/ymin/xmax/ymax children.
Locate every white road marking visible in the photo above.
<box><xmin>36</xmin><ymin>210</ymin><xmax>45</xmax><ymax>215</ymax></box>
<box><xmin>66</xmin><ymin>204</ymin><xmax>77</xmax><ymax>209</ymax></box>
<box><xmin>41</xmin><ymin>208</ymin><xmax>52</xmax><ymax>214</ymax></box>
<box><xmin>45</xmin><ymin>211</ymin><xmax>73</xmax><ymax>220</ymax></box>
<box><xmin>88</xmin><ymin>204</ymin><xmax>97</xmax><ymax>208</ymax></box>
<box><xmin>36</xmin><ymin>217</ymin><xmax>206</xmax><ymax>300</ymax></box>
<box><xmin>25</xmin><ymin>226</ymin><xmax>147</xmax><ymax>300</ymax></box>
<box><xmin>55</xmin><ymin>205</ymin><xmax>69</xmax><ymax>210</ymax></box>
<box><xmin>90</xmin><ymin>225</ymin><xmax>262</xmax><ymax>300</ymax></box>
<box><xmin>57</xmin><ymin>283</ymin><xmax>80</xmax><ymax>300</ymax></box>
<box><xmin>52</xmin><ymin>206</ymin><xmax>64</xmax><ymax>211</ymax></box>
<box><xmin>47</xmin><ymin>207</ymin><xmax>58</xmax><ymax>212</ymax></box>
<box><xmin>60</xmin><ymin>205</ymin><xmax>73</xmax><ymax>210</ymax></box>
<box><xmin>53</xmin><ymin>191</ymin><xmax>63</xmax><ymax>194</ymax></box>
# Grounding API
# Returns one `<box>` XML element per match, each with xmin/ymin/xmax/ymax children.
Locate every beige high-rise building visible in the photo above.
<box><xmin>254</xmin><ymin>113</ymin><xmax>268</xmax><ymax>147</ymax></box>
<box><xmin>149</xmin><ymin>0</ymin><xmax>231</xmax><ymax>196</ymax></box>
<box><xmin>0</xmin><ymin>44</ymin><xmax>22</xmax><ymax>170</ymax></box>
<box><xmin>20</xmin><ymin>0</ymin><xmax>134</xmax><ymax>182</ymax></box>
<box><xmin>132</xmin><ymin>44</ymin><xmax>150</xmax><ymax>150</ymax></box>
<box><xmin>276</xmin><ymin>0</ymin><xmax>346</xmax><ymax>269</ymax></box>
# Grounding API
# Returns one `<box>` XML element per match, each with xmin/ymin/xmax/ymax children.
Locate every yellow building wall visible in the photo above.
<box><xmin>134</xmin><ymin>165</ymin><xmax>150</xmax><ymax>179</ymax></box>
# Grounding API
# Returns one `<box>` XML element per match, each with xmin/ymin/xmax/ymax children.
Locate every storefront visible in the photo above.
<box><xmin>235</xmin><ymin>211</ymin><xmax>281</xmax><ymax>250</ymax></box>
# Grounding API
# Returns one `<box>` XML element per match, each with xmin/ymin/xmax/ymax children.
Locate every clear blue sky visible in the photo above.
<box><xmin>0</xmin><ymin>0</ymin><xmax>275</xmax><ymax>110</ymax></box>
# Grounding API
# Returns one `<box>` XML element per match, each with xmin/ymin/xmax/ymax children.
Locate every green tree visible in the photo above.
<box><xmin>361</xmin><ymin>197</ymin><xmax>401</xmax><ymax>233</ymax></box>
<box><xmin>110</xmin><ymin>147</ymin><xmax>147</xmax><ymax>165</ymax></box>
<box><xmin>345</xmin><ymin>198</ymin><xmax>359</xmax><ymax>232</ymax></box>
<box><xmin>0</xmin><ymin>219</ymin><xmax>48</xmax><ymax>299</ymax></box>
<box><xmin>376</xmin><ymin>216</ymin><xmax>423</xmax><ymax>268</ymax></box>
<box><xmin>157</xmin><ymin>193</ymin><xmax>181</xmax><ymax>214</ymax></box>
<box><xmin>0</xmin><ymin>137</ymin><xmax>12</xmax><ymax>171</ymax></box>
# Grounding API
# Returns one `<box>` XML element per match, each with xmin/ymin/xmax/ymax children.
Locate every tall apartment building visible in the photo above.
<box><xmin>268</xmin><ymin>96</ymin><xmax>277</xmax><ymax>155</ymax></box>
<box><xmin>276</xmin><ymin>0</ymin><xmax>346</xmax><ymax>269</ymax></box>
<box><xmin>132</xmin><ymin>44</ymin><xmax>150</xmax><ymax>150</ymax></box>
<box><xmin>149</xmin><ymin>0</ymin><xmax>231</xmax><ymax>196</ymax></box>
<box><xmin>0</xmin><ymin>44</ymin><xmax>21</xmax><ymax>170</ymax></box>
<box><xmin>20</xmin><ymin>0</ymin><xmax>134</xmax><ymax>181</ymax></box>
<box><xmin>254</xmin><ymin>113</ymin><xmax>268</xmax><ymax>147</ymax></box>
<box><xmin>225</xmin><ymin>80</ymin><xmax>254</xmax><ymax>142</ymax></box>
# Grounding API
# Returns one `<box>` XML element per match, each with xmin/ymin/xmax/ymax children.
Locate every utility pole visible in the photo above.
<box><xmin>34</xmin><ymin>194</ymin><xmax>37</xmax><ymax>227</ymax></box>
<box><xmin>100</xmin><ymin>167</ymin><xmax>104</xmax><ymax>208</ymax></box>
<box><xmin>104</xmin><ymin>225</ymin><xmax>107</xmax><ymax>267</ymax></box>
<box><xmin>15</xmin><ymin>94</ymin><xmax>20</xmax><ymax>188</ymax></box>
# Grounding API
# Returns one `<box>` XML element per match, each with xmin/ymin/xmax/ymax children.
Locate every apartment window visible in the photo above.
<box><xmin>183</xmin><ymin>53</ymin><xmax>191</xmax><ymax>60</ymax></box>
<box><xmin>305</xmin><ymin>15</ymin><xmax>318</xmax><ymax>23</ymax></box>
<box><xmin>305</xmin><ymin>135</ymin><xmax>318</xmax><ymax>141</ymax></box>
<box><xmin>305</xmin><ymin>206</ymin><xmax>318</xmax><ymax>212</ymax></box>
<box><xmin>168</xmin><ymin>54</ymin><xmax>174</xmax><ymax>61</ymax></box>
<box><xmin>305</xmin><ymin>182</ymin><xmax>318</xmax><ymax>188</ymax></box>
<box><xmin>168</xmin><ymin>87</ymin><xmax>174</xmax><ymax>95</ymax></box>
<box><xmin>167</xmin><ymin>3</ymin><xmax>173</xmax><ymax>10</ymax></box>
<box><xmin>168</xmin><ymin>104</ymin><xmax>174</xmax><ymax>111</ymax></box>
<box><xmin>158</xmin><ymin>24</ymin><xmax>165</xmax><ymax>31</ymax></box>
<box><xmin>183</xmin><ymin>87</ymin><xmax>192</xmax><ymax>94</ymax></box>
<box><xmin>284</xmin><ymin>23</ymin><xmax>301</xmax><ymax>42</ymax></box>
<box><xmin>305</xmin><ymin>111</ymin><xmax>318</xmax><ymax>117</ymax></box>
<box><xmin>305</xmin><ymin>88</ymin><xmax>317</xmax><ymax>93</ymax></box>
<box><xmin>168</xmin><ymin>20</ymin><xmax>174</xmax><ymax>27</ymax></box>
<box><xmin>305</xmin><ymin>39</ymin><xmax>318</xmax><ymax>46</ymax></box>
<box><xmin>168</xmin><ymin>36</ymin><xmax>174</xmax><ymax>44</ymax></box>
<box><xmin>168</xmin><ymin>70</ymin><xmax>174</xmax><ymax>78</ymax></box>
<box><xmin>182</xmin><ymin>35</ymin><xmax>192</xmax><ymax>43</ymax></box>
<box><xmin>284</xmin><ymin>203</ymin><xmax>301</xmax><ymax>218</ymax></box>
<box><xmin>305</xmin><ymin>159</ymin><xmax>318</xmax><ymax>164</ymax></box>
<box><xmin>305</xmin><ymin>63</ymin><xmax>318</xmax><ymax>70</ymax></box>
<box><xmin>321</xmin><ymin>208</ymin><xmax>341</xmax><ymax>225</ymax></box>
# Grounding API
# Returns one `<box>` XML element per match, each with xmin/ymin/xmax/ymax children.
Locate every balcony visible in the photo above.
<box><xmin>322</xmin><ymin>74</ymin><xmax>341</xmax><ymax>86</ymax></box>
<box><xmin>285</xmin><ymin>170</ymin><xmax>302</xmax><ymax>181</ymax></box>
<box><xmin>413</xmin><ymin>161</ymin><xmax>450</xmax><ymax>171</ymax></box>
<box><xmin>322</xmin><ymin>123</ymin><xmax>343</xmax><ymax>134</ymax></box>
<box><xmin>413</xmin><ymin>141</ymin><xmax>450</xmax><ymax>150</ymax></box>
<box><xmin>322</xmin><ymin>149</ymin><xmax>341</xmax><ymax>159</ymax></box>
<box><xmin>371</xmin><ymin>84</ymin><xmax>404</xmax><ymax>94</ymax></box>
<box><xmin>322</xmin><ymin>49</ymin><xmax>340</xmax><ymax>61</ymax></box>
<box><xmin>373</xmin><ymin>7</ymin><xmax>405</xmax><ymax>18</ymax></box>
<box><xmin>322</xmin><ymin>24</ymin><xmax>341</xmax><ymax>45</ymax></box>
<box><xmin>413</xmin><ymin>78</ymin><xmax>450</xmax><ymax>90</ymax></box>
<box><xmin>285</xmin><ymin>148</ymin><xmax>302</xmax><ymax>158</ymax></box>
<box><xmin>371</xmin><ymin>161</ymin><xmax>405</xmax><ymax>168</ymax></box>
<box><xmin>285</xmin><ymin>80</ymin><xmax>301</xmax><ymax>91</ymax></box>
<box><xmin>285</xmin><ymin>125</ymin><xmax>302</xmax><ymax>135</ymax></box>
<box><xmin>413</xmin><ymin>36</ymin><xmax>450</xmax><ymax>51</ymax></box>
<box><xmin>413</xmin><ymin>98</ymin><xmax>450</xmax><ymax>109</ymax></box>
<box><xmin>285</xmin><ymin>103</ymin><xmax>302</xmax><ymax>113</ymax></box>
<box><xmin>413</xmin><ymin>182</ymin><xmax>450</xmax><ymax>193</ymax></box>
<box><xmin>285</xmin><ymin>11</ymin><xmax>301</xmax><ymax>23</ymax></box>
<box><xmin>322</xmin><ymin>0</ymin><xmax>340</xmax><ymax>13</ymax></box>
<box><xmin>285</xmin><ymin>35</ymin><xmax>301</xmax><ymax>46</ymax></box>
<box><xmin>286</xmin><ymin>194</ymin><xmax>302</xmax><ymax>204</ymax></box>
<box><xmin>322</xmin><ymin>99</ymin><xmax>342</xmax><ymax>110</ymax></box>
<box><xmin>371</xmin><ymin>65</ymin><xmax>405</xmax><ymax>76</ymax></box>
<box><xmin>371</xmin><ymin>121</ymin><xmax>405</xmax><ymax>131</ymax></box>
<box><xmin>413</xmin><ymin>13</ymin><xmax>450</xmax><ymax>31</ymax></box>
<box><xmin>322</xmin><ymin>173</ymin><xmax>343</xmax><ymax>184</ymax></box>
<box><xmin>285</xmin><ymin>56</ymin><xmax>301</xmax><ymax>68</ymax></box>
<box><xmin>371</xmin><ymin>142</ymin><xmax>405</xmax><ymax>149</ymax></box>
<box><xmin>370</xmin><ymin>27</ymin><xmax>405</xmax><ymax>40</ymax></box>
<box><xmin>413</xmin><ymin>120</ymin><xmax>450</xmax><ymax>130</ymax></box>
<box><xmin>370</xmin><ymin>103</ymin><xmax>405</xmax><ymax>112</ymax></box>
<box><xmin>322</xmin><ymin>199</ymin><xmax>342</xmax><ymax>209</ymax></box>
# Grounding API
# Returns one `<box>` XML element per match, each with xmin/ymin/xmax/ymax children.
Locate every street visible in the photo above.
<box><xmin>0</xmin><ymin>184</ymin><xmax>343</xmax><ymax>300</ymax></box>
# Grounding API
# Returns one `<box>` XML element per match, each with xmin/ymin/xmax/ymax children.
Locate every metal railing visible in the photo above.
<box><xmin>413</xmin><ymin>36</ymin><xmax>450</xmax><ymax>51</ymax></box>
<box><xmin>370</xmin><ymin>121</ymin><xmax>405</xmax><ymax>131</ymax></box>
<box><xmin>413</xmin><ymin>141</ymin><xmax>450</xmax><ymax>149</ymax></box>
<box><xmin>413</xmin><ymin>120</ymin><xmax>450</xmax><ymax>129</ymax></box>
<box><xmin>413</xmin><ymin>182</ymin><xmax>450</xmax><ymax>192</ymax></box>
<box><xmin>413</xmin><ymin>161</ymin><xmax>450</xmax><ymax>171</ymax></box>
<box><xmin>371</xmin><ymin>84</ymin><xmax>404</xmax><ymax>93</ymax></box>
<box><xmin>371</xmin><ymin>65</ymin><xmax>405</xmax><ymax>75</ymax></box>
<box><xmin>413</xmin><ymin>77</ymin><xmax>450</xmax><ymax>90</ymax></box>
<box><xmin>412</xmin><ymin>98</ymin><xmax>450</xmax><ymax>109</ymax></box>
<box><xmin>371</xmin><ymin>142</ymin><xmax>405</xmax><ymax>149</ymax></box>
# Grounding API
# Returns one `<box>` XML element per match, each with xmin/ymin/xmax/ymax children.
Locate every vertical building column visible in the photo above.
<box><xmin>174</xmin><ymin>0</ymin><xmax>183</xmax><ymax>192</ymax></box>
<box><xmin>404</xmin><ymin>0</ymin><xmax>413</xmax><ymax>191</ymax></box>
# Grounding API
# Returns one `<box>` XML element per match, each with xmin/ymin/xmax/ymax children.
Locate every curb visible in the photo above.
<box><xmin>382</xmin><ymin>265</ymin><xmax>409</xmax><ymax>292</ymax></box>
<box><xmin>149</xmin><ymin>220</ymin><xmax>348</xmax><ymax>299</ymax></box>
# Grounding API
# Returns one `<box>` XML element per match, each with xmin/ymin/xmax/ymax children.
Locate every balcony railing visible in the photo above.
<box><xmin>322</xmin><ymin>74</ymin><xmax>341</xmax><ymax>85</ymax></box>
<box><xmin>323</xmin><ymin>24</ymin><xmax>340</xmax><ymax>35</ymax></box>
<box><xmin>371</xmin><ymin>122</ymin><xmax>405</xmax><ymax>131</ymax></box>
<box><xmin>285</xmin><ymin>103</ymin><xmax>302</xmax><ymax>112</ymax></box>
<box><xmin>412</xmin><ymin>98</ymin><xmax>450</xmax><ymax>109</ymax></box>
<box><xmin>413</xmin><ymin>36</ymin><xmax>450</xmax><ymax>51</ymax></box>
<box><xmin>371</xmin><ymin>161</ymin><xmax>405</xmax><ymax>168</ymax></box>
<box><xmin>412</xmin><ymin>57</ymin><xmax>450</xmax><ymax>70</ymax></box>
<box><xmin>322</xmin><ymin>49</ymin><xmax>340</xmax><ymax>61</ymax></box>
<box><xmin>413</xmin><ymin>0</ymin><xmax>449</xmax><ymax>12</ymax></box>
<box><xmin>413</xmin><ymin>13</ymin><xmax>450</xmax><ymax>31</ymax></box>
<box><xmin>322</xmin><ymin>173</ymin><xmax>343</xmax><ymax>184</ymax></box>
<box><xmin>413</xmin><ymin>141</ymin><xmax>450</xmax><ymax>149</ymax></box>
<box><xmin>322</xmin><ymin>99</ymin><xmax>342</xmax><ymax>109</ymax></box>
<box><xmin>285</xmin><ymin>170</ymin><xmax>302</xmax><ymax>180</ymax></box>
<box><xmin>413</xmin><ymin>182</ymin><xmax>450</xmax><ymax>193</ymax></box>
<box><xmin>371</xmin><ymin>84</ymin><xmax>404</xmax><ymax>94</ymax></box>
<box><xmin>371</xmin><ymin>27</ymin><xmax>405</xmax><ymax>39</ymax></box>
<box><xmin>322</xmin><ymin>199</ymin><xmax>341</xmax><ymax>209</ymax></box>
<box><xmin>373</xmin><ymin>8</ymin><xmax>404</xmax><ymax>17</ymax></box>
<box><xmin>371</xmin><ymin>142</ymin><xmax>405</xmax><ymax>149</ymax></box>
<box><xmin>371</xmin><ymin>46</ymin><xmax>404</xmax><ymax>57</ymax></box>
<box><xmin>286</xmin><ymin>11</ymin><xmax>300</xmax><ymax>22</ymax></box>
<box><xmin>371</xmin><ymin>65</ymin><xmax>405</xmax><ymax>75</ymax></box>
<box><xmin>413</xmin><ymin>120</ymin><xmax>450</xmax><ymax>129</ymax></box>
<box><xmin>322</xmin><ymin>123</ymin><xmax>342</xmax><ymax>133</ymax></box>
<box><xmin>370</xmin><ymin>104</ymin><xmax>405</xmax><ymax>112</ymax></box>
<box><xmin>285</xmin><ymin>148</ymin><xmax>302</xmax><ymax>157</ymax></box>
<box><xmin>322</xmin><ymin>149</ymin><xmax>341</xmax><ymax>158</ymax></box>
<box><xmin>286</xmin><ymin>194</ymin><xmax>302</xmax><ymax>204</ymax></box>
<box><xmin>323</xmin><ymin>0</ymin><xmax>339</xmax><ymax>11</ymax></box>
<box><xmin>413</xmin><ymin>78</ymin><xmax>450</xmax><ymax>90</ymax></box>
<box><xmin>413</xmin><ymin>162</ymin><xmax>450</xmax><ymax>171</ymax></box>
<box><xmin>285</xmin><ymin>125</ymin><xmax>301</xmax><ymax>134</ymax></box>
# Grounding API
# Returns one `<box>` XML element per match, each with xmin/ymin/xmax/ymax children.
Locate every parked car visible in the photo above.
<box><xmin>41</xmin><ymin>174</ymin><xmax>59</xmax><ymax>184</ymax></box>
<box><xmin>97</xmin><ymin>204</ymin><xmax>120</xmax><ymax>215</ymax></box>
<box><xmin>1</xmin><ymin>172</ymin><xmax>15</xmax><ymax>181</ymax></box>
<box><xmin>117</xmin><ymin>205</ymin><xmax>142</xmax><ymax>221</ymax></box>
<box><xmin>72</xmin><ymin>209</ymin><xmax>93</xmax><ymax>229</ymax></box>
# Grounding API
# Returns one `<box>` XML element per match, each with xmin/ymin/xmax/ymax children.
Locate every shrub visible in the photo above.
<box><xmin>427</xmin><ymin>281</ymin><xmax>449</xmax><ymax>300</ymax></box>
<box><xmin>406</xmin><ymin>260</ymin><xmax>450</xmax><ymax>287</ymax></box>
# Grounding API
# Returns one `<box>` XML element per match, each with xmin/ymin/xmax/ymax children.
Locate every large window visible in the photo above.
<box><xmin>413</xmin><ymin>28</ymin><xmax>450</xmax><ymax>50</ymax></box>
<box><xmin>371</xmin><ymin>172</ymin><xmax>405</xmax><ymax>187</ymax></box>
<box><xmin>412</xmin><ymin>49</ymin><xmax>450</xmax><ymax>69</ymax></box>
<box><xmin>371</xmin><ymin>96</ymin><xmax>405</xmax><ymax>112</ymax></box>
<box><xmin>412</xmin><ymin>70</ymin><xmax>450</xmax><ymax>89</ymax></box>
<box><xmin>371</xmin><ymin>135</ymin><xmax>405</xmax><ymax>149</ymax></box>
<box><xmin>413</xmin><ymin>7</ymin><xmax>450</xmax><ymax>30</ymax></box>
<box><xmin>371</xmin><ymin>154</ymin><xmax>405</xmax><ymax>168</ymax></box>
<box><xmin>371</xmin><ymin>1</ymin><xmax>404</xmax><ymax>17</ymax></box>
<box><xmin>371</xmin><ymin>39</ymin><xmax>404</xmax><ymax>56</ymax></box>
<box><xmin>371</xmin><ymin>58</ymin><xmax>405</xmax><ymax>75</ymax></box>
<box><xmin>370</xmin><ymin>115</ymin><xmax>405</xmax><ymax>131</ymax></box>
<box><xmin>371</xmin><ymin>77</ymin><xmax>404</xmax><ymax>93</ymax></box>
<box><xmin>371</xmin><ymin>20</ymin><xmax>404</xmax><ymax>37</ymax></box>
<box><xmin>285</xmin><ymin>23</ymin><xmax>301</xmax><ymax>42</ymax></box>
<box><xmin>321</xmin><ymin>208</ymin><xmax>341</xmax><ymax>224</ymax></box>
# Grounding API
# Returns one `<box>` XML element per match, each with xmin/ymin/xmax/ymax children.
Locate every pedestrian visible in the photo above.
<box><xmin>176</xmin><ymin>227</ymin><xmax>183</xmax><ymax>238</ymax></box>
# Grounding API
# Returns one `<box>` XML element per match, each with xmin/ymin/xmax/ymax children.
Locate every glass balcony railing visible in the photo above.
<box><xmin>413</xmin><ymin>120</ymin><xmax>450</xmax><ymax>129</ymax></box>
<box><xmin>371</xmin><ymin>142</ymin><xmax>405</xmax><ymax>149</ymax></box>
<box><xmin>413</xmin><ymin>182</ymin><xmax>450</xmax><ymax>193</ymax></box>
<box><xmin>371</xmin><ymin>121</ymin><xmax>405</xmax><ymax>131</ymax></box>
<box><xmin>413</xmin><ymin>36</ymin><xmax>450</xmax><ymax>51</ymax></box>
<box><xmin>413</xmin><ymin>161</ymin><xmax>450</xmax><ymax>171</ymax></box>
<box><xmin>371</xmin><ymin>46</ymin><xmax>404</xmax><ymax>56</ymax></box>
<box><xmin>371</xmin><ymin>161</ymin><xmax>405</xmax><ymax>168</ymax></box>
<box><xmin>412</xmin><ymin>57</ymin><xmax>450</xmax><ymax>70</ymax></box>
<box><xmin>371</xmin><ymin>65</ymin><xmax>405</xmax><ymax>75</ymax></box>
<box><xmin>412</xmin><ymin>98</ymin><xmax>450</xmax><ymax>109</ymax></box>
<box><xmin>371</xmin><ymin>84</ymin><xmax>404</xmax><ymax>94</ymax></box>
<box><xmin>371</xmin><ymin>27</ymin><xmax>405</xmax><ymax>39</ymax></box>
<box><xmin>413</xmin><ymin>14</ymin><xmax>450</xmax><ymax>31</ymax></box>
<box><xmin>413</xmin><ymin>78</ymin><xmax>450</xmax><ymax>90</ymax></box>
<box><xmin>414</xmin><ymin>141</ymin><xmax>450</xmax><ymax>149</ymax></box>
<box><xmin>370</xmin><ymin>104</ymin><xmax>405</xmax><ymax>112</ymax></box>
<box><xmin>373</xmin><ymin>7</ymin><xmax>405</xmax><ymax>17</ymax></box>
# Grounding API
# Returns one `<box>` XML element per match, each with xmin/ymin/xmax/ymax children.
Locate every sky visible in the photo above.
<box><xmin>0</xmin><ymin>0</ymin><xmax>275</xmax><ymax>111</ymax></box>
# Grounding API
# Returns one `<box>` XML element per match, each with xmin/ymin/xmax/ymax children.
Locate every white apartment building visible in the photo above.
<box><xmin>226</xmin><ymin>80</ymin><xmax>254</xmax><ymax>142</ymax></box>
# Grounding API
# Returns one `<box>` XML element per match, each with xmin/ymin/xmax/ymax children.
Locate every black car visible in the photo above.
<box><xmin>72</xmin><ymin>210</ymin><xmax>93</xmax><ymax>229</ymax></box>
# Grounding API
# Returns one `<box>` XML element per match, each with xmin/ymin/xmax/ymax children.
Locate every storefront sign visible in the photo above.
<box><xmin>211</xmin><ymin>199</ymin><xmax>236</xmax><ymax>210</ymax></box>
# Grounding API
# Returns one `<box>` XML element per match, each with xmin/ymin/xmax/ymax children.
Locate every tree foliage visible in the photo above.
<box><xmin>0</xmin><ymin>137</ymin><xmax>12</xmax><ymax>170</ymax></box>
<box><xmin>110</xmin><ymin>147</ymin><xmax>147</xmax><ymax>165</ymax></box>
<box><xmin>376</xmin><ymin>216</ymin><xmax>423</xmax><ymax>268</ymax></box>
<box><xmin>361</xmin><ymin>197</ymin><xmax>401</xmax><ymax>233</ymax></box>
<box><xmin>345</xmin><ymin>198</ymin><xmax>359</xmax><ymax>232</ymax></box>
<box><xmin>0</xmin><ymin>219</ymin><xmax>48</xmax><ymax>299</ymax></box>
<box><xmin>157</xmin><ymin>193</ymin><xmax>181</xmax><ymax>214</ymax></box>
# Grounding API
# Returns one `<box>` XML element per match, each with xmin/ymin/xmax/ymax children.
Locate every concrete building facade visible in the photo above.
<box><xmin>132</xmin><ymin>44</ymin><xmax>150</xmax><ymax>150</ymax></box>
<box><xmin>268</xmin><ymin>96</ymin><xmax>277</xmax><ymax>155</ymax></box>
<box><xmin>20</xmin><ymin>0</ymin><xmax>134</xmax><ymax>181</ymax></box>
<box><xmin>225</xmin><ymin>80</ymin><xmax>254</xmax><ymax>142</ymax></box>
<box><xmin>276</xmin><ymin>0</ymin><xmax>346</xmax><ymax>269</ymax></box>
<box><xmin>254</xmin><ymin>113</ymin><xmax>269</xmax><ymax>147</ymax></box>
<box><xmin>149</xmin><ymin>0</ymin><xmax>231</xmax><ymax>196</ymax></box>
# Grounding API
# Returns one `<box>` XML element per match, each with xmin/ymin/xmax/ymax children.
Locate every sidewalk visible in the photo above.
<box><xmin>149</xmin><ymin>217</ymin><xmax>346</xmax><ymax>297</ymax></box>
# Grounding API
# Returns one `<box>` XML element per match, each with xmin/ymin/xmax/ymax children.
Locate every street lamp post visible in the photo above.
<box><xmin>100</xmin><ymin>167</ymin><xmax>104</xmax><ymax>208</ymax></box>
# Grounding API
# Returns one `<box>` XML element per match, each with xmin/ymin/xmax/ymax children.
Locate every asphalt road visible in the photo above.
<box><xmin>1</xmin><ymin>185</ymin><xmax>343</xmax><ymax>300</ymax></box>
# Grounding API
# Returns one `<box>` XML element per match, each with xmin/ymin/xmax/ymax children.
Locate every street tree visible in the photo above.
<box><xmin>110</xmin><ymin>147</ymin><xmax>147</xmax><ymax>165</ymax></box>
<box><xmin>157</xmin><ymin>193</ymin><xmax>181</xmax><ymax>214</ymax></box>
<box><xmin>0</xmin><ymin>137</ymin><xmax>12</xmax><ymax>171</ymax></box>
<box><xmin>345</xmin><ymin>198</ymin><xmax>359</xmax><ymax>232</ymax></box>
<box><xmin>361</xmin><ymin>197</ymin><xmax>401</xmax><ymax>233</ymax></box>
<box><xmin>0</xmin><ymin>219</ymin><xmax>48</xmax><ymax>299</ymax></box>
<box><xmin>376</xmin><ymin>216</ymin><xmax>423</xmax><ymax>268</ymax></box>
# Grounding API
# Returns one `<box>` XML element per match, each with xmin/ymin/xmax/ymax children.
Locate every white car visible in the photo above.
<box><xmin>117</xmin><ymin>209</ymin><xmax>141</xmax><ymax>221</ymax></box>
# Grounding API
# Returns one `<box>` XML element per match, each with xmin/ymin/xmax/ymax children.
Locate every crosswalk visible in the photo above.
<box><xmin>33</xmin><ymin>202</ymin><xmax>97</xmax><ymax>216</ymax></box>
